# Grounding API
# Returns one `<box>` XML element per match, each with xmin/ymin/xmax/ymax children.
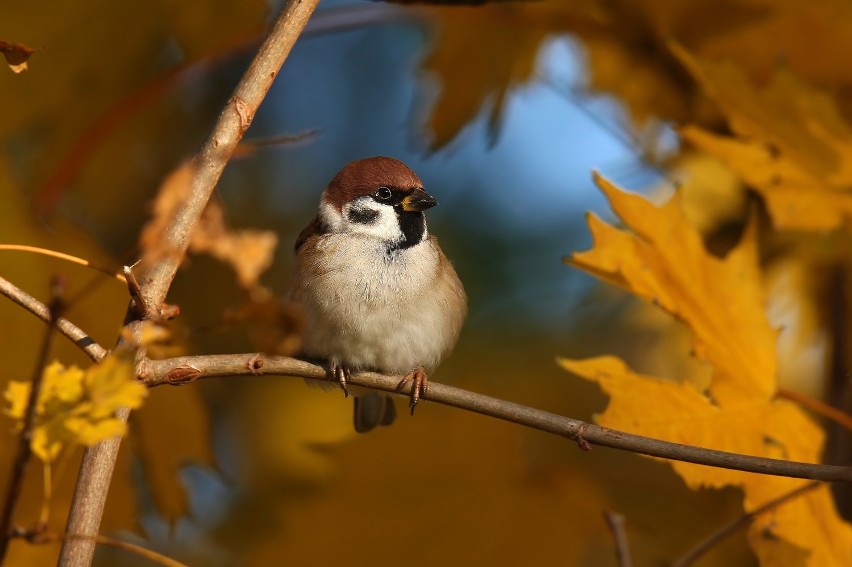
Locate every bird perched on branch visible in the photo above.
<box><xmin>285</xmin><ymin>156</ymin><xmax>467</xmax><ymax>432</ymax></box>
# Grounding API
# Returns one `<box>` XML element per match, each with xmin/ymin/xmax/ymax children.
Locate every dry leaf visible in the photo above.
<box><xmin>562</xmin><ymin>175</ymin><xmax>852</xmax><ymax>565</ymax></box>
<box><xmin>227</xmin><ymin>286</ymin><xmax>303</xmax><ymax>356</ymax></box>
<box><xmin>140</xmin><ymin>160</ymin><xmax>277</xmax><ymax>287</ymax></box>
<box><xmin>139</xmin><ymin>160</ymin><xmax>197</xmax><ymax>266</ymax></box>
<box><xmin>420</xmin><ymin>2</ymin><xmax>559</xmax><ymax>148</ymax></box>
<box><xmin>189</xmin><ymin>200</ymin><xmax>278</xmax><ymax>289</ymax></box>
<box><xmin>0</xmin><ymin>40</ymin><xmax>36</xmax><ymax>73</ymax></box>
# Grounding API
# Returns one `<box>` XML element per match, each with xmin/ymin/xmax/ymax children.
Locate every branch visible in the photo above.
<box><xmin>671</xmin><ymin>480</ymin><xmax>820</xmax><ymax>567</ymax></box>
<box><xmin>59</xmin><ymin>1</ymin><xmax>321</xmax><ymax>565</ymax></box>
<box><xmin>137</xmin><ymin>0</ymin><xmax>320</xmax><ymax>313</ymax></box>
<box><xmin>140</xmin><ymin>353</ymin><xmax>852</xmax><ymax>484</ymax></box>
<box><xmin>0</xmin><ymin>275</ymin><xmax>107</xmax><ymax>362</ymax></box>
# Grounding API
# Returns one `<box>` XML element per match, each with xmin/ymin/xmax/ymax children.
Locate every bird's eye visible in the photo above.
<box><xmin>375</xmin><ymin>187</ymin><xmax>392</xmax><ymax>201</ymax></box>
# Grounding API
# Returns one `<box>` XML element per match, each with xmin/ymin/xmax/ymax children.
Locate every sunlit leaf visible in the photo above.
<box><xmin>82</xmin><ymin>352</ymin><xmax>146</xmax><ymax>418</ymax></box>
<box><xmin>568</xmin><ymin>173</ymin><xmax>774</xmax><ymax>406</ymax></box>
<box><xmin>673</xmin><ymin>45</ymin><xmax>852</xmax><ymax>181</ymax></box>
<box><xmin>682</xmin><ymin>126</ymin><xmax>852</xmax><ymax>231</ymax></box>
<box><xmin>3</xmin><ymin>356</ymin><xmax>146</xmax><ymax>463</ymax></box>
<box><xmin>562</xmin><ymin>176</ymin><xmax>852</xmax><ymax>565</ymax></box>
<box><xmin>672</xmin><ymin>46</ymin><xmax>852</xmax><ymax>231</ymax></box>
<box><xmin>420</xmin><ymin>1</ymin><xmax>560</xmax><ymax>148</ymax></box>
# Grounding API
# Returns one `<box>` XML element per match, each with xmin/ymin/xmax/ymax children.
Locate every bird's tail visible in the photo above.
<box><xmin>353</xmin><ymin>393</ymin><xmax>396</xmax><ymax>433</ymax></box>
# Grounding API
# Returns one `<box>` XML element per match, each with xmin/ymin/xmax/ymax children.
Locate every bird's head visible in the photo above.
<box><xmin>319</xmin><ymin>157</ymin><xmax>437</xmax><ymax>250</ymax></box>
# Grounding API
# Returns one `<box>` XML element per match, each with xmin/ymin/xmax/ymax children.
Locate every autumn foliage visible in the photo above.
<box><xmin>2</xmin><ymin>1</ymin><xmax>852</xmax><ymax>566</ymax></box>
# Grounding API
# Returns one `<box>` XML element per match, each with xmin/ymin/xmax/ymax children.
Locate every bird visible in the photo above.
<box><xmin>285</xmin><ymin>156</ymin><xmax>467</xmax><ymax>432</ymax></box>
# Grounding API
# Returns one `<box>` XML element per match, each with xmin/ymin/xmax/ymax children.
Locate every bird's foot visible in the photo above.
<box><xmin>397</xmin><ymin>367</ymin><xmax>428</xmax><ymax>415</ymax></box>
<box><xmin>332</xmin><ymin>363</ymin><xmax>352</xmax><ymax>398</ymax></box>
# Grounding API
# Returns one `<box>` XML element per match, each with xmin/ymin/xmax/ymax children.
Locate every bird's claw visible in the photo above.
<box><xmin>398</xmin><ymin>367</ymin><xmax>428</xmax><ymax>415</ymax></box>
<box><xmin>333</xmin><ymin>364</ymin><xmax>352</xmax><ymax>398</ymax></box>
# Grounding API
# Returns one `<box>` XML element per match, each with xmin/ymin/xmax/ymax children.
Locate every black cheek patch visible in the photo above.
<box><xmin>347</xmin><ymin>207</ymin><xmax>379</xmax><ymax>224</ymax></box>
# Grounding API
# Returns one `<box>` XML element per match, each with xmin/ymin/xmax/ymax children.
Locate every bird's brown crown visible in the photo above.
<box><xmin>323</xmin><ymin>156</ymin><xmax>424</xmax><ymax>210</ymax></box>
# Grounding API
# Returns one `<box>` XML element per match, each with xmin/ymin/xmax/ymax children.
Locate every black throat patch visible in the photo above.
<box><xmin>390</xmin><ymin>210</ymin><xmax>426</xmax><ymax>252</ymax></box>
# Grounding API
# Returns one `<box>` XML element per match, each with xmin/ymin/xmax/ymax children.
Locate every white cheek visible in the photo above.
<box><xmin>341</xmin><ymin>200</ymin><xmax>402</xmax><ymax>242</ymax></box>
<box><xmin>319</xmin><ymin>201</ymin><xmax>343</xmax><ymax>232</ymax></box>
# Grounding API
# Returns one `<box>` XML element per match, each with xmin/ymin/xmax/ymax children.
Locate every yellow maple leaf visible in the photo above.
<box><xmin>81</xmin><ymin>352</ymin><xmax>146</xmax><ymax>419</ymax></box>
<box><xmin>4</xmin><ymin>380</ymin><xmax>30</xmax><ymax>419</ymax></box>
<box><xmin>3</xmin><ymin>355</ymin><xmax>147</xmax><ymax>462</ymax></box>
<box><xmin>682</xmin><ymin>126</ymin><xmax>852</xmax><ymax>231</ymax></box>
<box><xmin>570</xmin><ymin>173</ymin><xmax>774</xmax><ymax>407</ymax></box>
<box><xmin>673</xmin><ymin>45</ymin><xmax>852</xmax><ymax>231</ymax></box>
<box><xmin>674</xmin><ymin>45</ymin><xmax>852</xmax><ymax>182</ymax></box>
<box><xmin>421</xmin><ymin>2</ymin><xmax>559</xmax><ymax>148</ymax></box>
<box><xmin>4</xmin><ymin>362</ymin><xmax>85</xmax><ymax>421</ymax></box>
<box><xmin>562</xmin><ymin>174</ymin><xmax>852</xmax><ymax>565</ymax></box>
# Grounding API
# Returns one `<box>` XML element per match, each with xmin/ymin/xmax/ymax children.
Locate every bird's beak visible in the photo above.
<box><xmin>401</xmin><ymin>190</ymin><xmax>438</xmax><ymax>212</ymax></box>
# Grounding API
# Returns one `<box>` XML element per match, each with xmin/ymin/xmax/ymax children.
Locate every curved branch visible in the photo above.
<box><xmin>59</xmin><ymin>0</ymin><xmax>321</xmax><ymax>564</ymax></box>
<box><xmin>140</xmin><ymin>353</ymin><xmax>852</xmax><ymax>484</ymax></box>
<box><xmin>137</xmin><ymin>0</ymin><xmax>320</xmax><ymax>312</ymax></box>
<box><xmin>0</xmin><ymin>275</ymin><xmax>107</xmax><ymax>362</ymax></box>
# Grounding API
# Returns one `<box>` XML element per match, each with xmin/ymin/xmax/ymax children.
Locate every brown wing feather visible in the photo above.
<box><xmin>294</xmin><ymin>216</ymin><xmax>327</xmax><ymax>252</ymax></box>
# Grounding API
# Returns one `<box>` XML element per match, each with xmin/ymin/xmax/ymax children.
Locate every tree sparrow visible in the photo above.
<box><xmin>286</xmin><ymin>157</ymin><xmax>467</xmax><ymax>432</ymax></box>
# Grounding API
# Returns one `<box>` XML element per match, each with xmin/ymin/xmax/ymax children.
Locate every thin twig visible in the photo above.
<box><xmin>234</xmin><ymin>128</ymin><xmax>320</xmax><ymax>158</ymax></box>
<box><xmin>0</xmin><ymin>275</ymin><xmax>107</xmax><ymax>362</ymax></box>
<box><xmin>140</xmin><ymin>354</ymin><xmax>852</xmax><ymax>483</ymax></box>
<box><xmin>0</xmin><ymin>244</ymin><xmax>126</xmax><ymax>282</ymax></box>
<box><xmin>59</xmin><ymin>1</ymin><xmax>321</xmax><ymax>565</ymax></box>
<box><xmin>13</xmin><ymin>529</ymin><xmax>189</xmax><ymax>567</ymax></box>
<box><xmin>0</xmin><ymin>277</ymin><xmax>64</xmax><ymax>562</ymax></box>
<box><xmin>778</xmin><ymin>388</ymin><xmax>852</xmax><ymax>433</ymax></box>
<box><xmin>603</xmin><ymin>510</ymin><xmax>632</xmax><ymax>567</ymax></box>
<box><xmin>671</xmin><ymin>480</ymin><xmax>821</xmax><ymax>567</ymax></box>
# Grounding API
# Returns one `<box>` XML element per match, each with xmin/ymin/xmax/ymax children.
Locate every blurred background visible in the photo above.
<box><xmin>2</xmin><ymin>0</ymin><xmax>850</xmax><ymax>565</ymax></box>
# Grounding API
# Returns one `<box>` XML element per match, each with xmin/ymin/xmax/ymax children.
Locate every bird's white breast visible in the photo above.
<box><xmin>289</xmin><ymin>234</ymin><xmax>463</xmax><ymax>374</ymax></box>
